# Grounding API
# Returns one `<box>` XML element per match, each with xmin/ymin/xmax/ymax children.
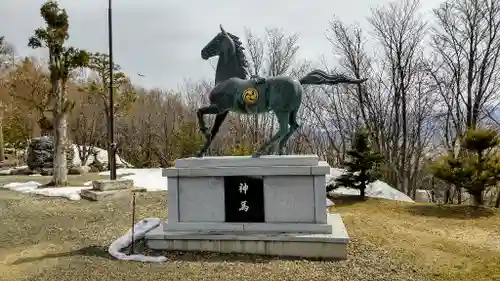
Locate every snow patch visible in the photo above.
<box><xmin>0</xmin><ymin>165</ymin><xmax>29</xmax><ymax>175</ymax></box>
<box><xmin>99</xmin><ymin>168</ymin><xmax>168</xmax><ymax>191</ymax></box>
<box><xmin>2</xmin><ymin>181</ymin><xmax>92</xmax><ymax>200</ymax></box>
<box><xmin>98</xmin><ymin>168</ymin><xmax>143</xmax><ymax>176</ymax></box>
<box><xmin>1</xmin><ymin>168</ymin><xmax>168</xmax><ymax>200</ymax></box>
<box><xmin>327</xmin><ymin>168</ymin><xmax>414</xmax><ymax>202</ymax></box>
<box><xmin>0</xmin><ymin>169</ymin><xmax>12</xmax><ymax>175</ymax></box>
<box><xmin>326</xmin><ymin>198</ymin><xmax>335</xmax><ymax>206</ymax></box>
<box><xmin>71</xmin><ymin>145</ymin><xmax>132</xmax><ymax>167</ymax></box>
<box><xmin>108</xmin><ymin>218</ymin><xmax>167</xmax><ymax>263</ymax></box>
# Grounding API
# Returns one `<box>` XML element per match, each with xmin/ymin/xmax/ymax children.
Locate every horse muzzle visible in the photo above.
<box><xmin>201</xmin><ymin>50</ymin><xmax>209</xmax><ymax>60</ymax></box>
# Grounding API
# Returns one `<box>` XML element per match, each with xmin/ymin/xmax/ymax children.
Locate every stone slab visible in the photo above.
<box><xmin>167</xmin><ymin>177</ymin><xmax>179</xmax><ymax>223</ymax></box>
<box><xmin>312</xmin><ymin>162</ymin><xmax>331</xmax><ymax>175</ymax></box>
<box><xmin>162</xmin><ymin>164</ymin><xmax>330</xmax><ymax>178</ymax></box>
<box><xmin>178</xmin><ymin>177</ymin><xmax>224</xmax><ymax>222</ymax></box>
<box><xmin>174</xmin><ymin>155</ymin><xmax>319</xmax><ymax>169</ymax></box>
<box><xmin>145</xmin><ymin>214</ymin><xmax>349</xmax><ymax>259</ymax></box>
<box><xmin>80</xmin><ymin>189</ymin><xmax>131</xmax><ymax>201</ymax></box>
<box><xmin>263</xmin><ymin>176</ymin><xmax>315</xmax><ymax>223</ymax></box>
<box><xmin>164</xmin><ymin>221</ymin><xmax>333</xmax><ymax>234</ymax></box>
<box><xmin>92</xmin><ymin>178</ymin><xmax>134</xmax><ymax>191</ymax></box>
<box><xmin>147</xmin><ymin>237</ymin><xmax>347</xmax><ymax>259</ymax></box>
<box><xmin>314</xmin><ymin>176</ymin><xmax>327</xmax><ymax>223</ymax></box>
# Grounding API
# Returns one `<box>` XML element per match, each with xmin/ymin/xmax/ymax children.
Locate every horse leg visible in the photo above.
<box><xmin>198</xmin><ymin>111</ymin><xmax>228</xmax><ymax>157</ymax></box>
<box><xmin>278</xmin><ymin>109</ymin><xmax>300</xmax><ymax>155</ymax></box>
<box><xmin>196</xmin><ymin>105</ymin><xmax>220</xmax><ymax>157</ymax></box>
<box><xmin>252</xmin><ymin>111</ymin><xmax>290</xmax><ymax>158</ymax></box>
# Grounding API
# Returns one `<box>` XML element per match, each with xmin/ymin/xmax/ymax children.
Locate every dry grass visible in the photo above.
<box><xmin>330</xmin><ymin>195</ymin><xmax>500</xmax><ymax>281</ymax></box>
<box><xmin>0</xmin><ymin>188</ymin><xmax>498</xmax><ymax>281</ymax></box>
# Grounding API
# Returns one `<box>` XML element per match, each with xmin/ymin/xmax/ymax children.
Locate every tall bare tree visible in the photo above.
<box><xmin>431</xmin><ymin>0</ymin><xmax>500</xmax><ymax>137</ymax></box>
<box><xmin>242</xmin><ymin>27</ymin><xmax>300</xmax><ymax>152</ymax></box>
<box><xmin>327</xmin><ymin>20</ymin><xmax>372</xmax><ymax>126</ymax></box>
<box><xmin>7</xmin><ymin>58</ymin><xmax>52</xmax><ymax>137</ymax></box>
<box><xmin>0</xmin><ymin>36</ymin><xmax>15</xmax><ymax>161</ymax></box>
<box><xmin>427</xmin><ymin>0</ymin><xmax>500</xmax><ymax>203</ymax></box>
<box><xmin>0</xmin><ymin>36</ymin><xmax>14</xmax><ymax>71</ymax></box>
<box><xmin>28</xmin><ymin>1</ymin><xmax>89</xmax><ymax>186</ymax></box>
<box><xmin>244</xmin><ymin>28</ymin><xmax>265</xmax><ymax>144</ymax></box>
<box><xmin>322</xmin><ymin>19</ymin><xmax>382</xmax><ymax>164</ymax></box>
<box><xmin>368</xmin><ymin>0</ymin><xmax>429</xmax><ymax>195</ymax></box>
<box><xmin>86</xmin><ymin>53</ymin><xmax>136</xmax><ymax>118</ymax></box>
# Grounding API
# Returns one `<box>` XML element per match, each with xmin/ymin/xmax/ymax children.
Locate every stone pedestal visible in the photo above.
<box><xmin>145</xmin><ymin>155</ymin><xmax>349</xmax><ymax>259</ymax></box>
<box><xmin>80</xmin><ymin>178</ymin><xmax>133</xmax><ymax>201</ymax></box>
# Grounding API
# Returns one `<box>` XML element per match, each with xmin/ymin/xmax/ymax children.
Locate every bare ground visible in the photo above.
<box><xmin>0</xmin><ymin>183</ymin><xmax>499</xmax><ymax>281</ymax></box>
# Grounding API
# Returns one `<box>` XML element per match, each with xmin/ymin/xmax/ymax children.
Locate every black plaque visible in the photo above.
<box><xmin>224</xmin><ymin>176</ymin><xmax>265</xmax><ymax>222</ymax></box>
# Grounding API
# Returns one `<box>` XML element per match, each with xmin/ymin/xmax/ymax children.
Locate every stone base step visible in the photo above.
<box><xmin>80</xmin><ymin>189</ymin><xmax>131</xmax><ymax>201</ymax></box>
<box><xmin>145</xmin><ymin>214</ymin><xmax>349</xmax><ymax>259</ymax></box>
<box><xmin>164</xmin><ymin>221</ymin><xmax>333</xmax><ymax>234</ymax></box>
<box><xmin>92</xmin><ymin>178</ymin><xmax>134</xmax><ymax>191</ymax></box>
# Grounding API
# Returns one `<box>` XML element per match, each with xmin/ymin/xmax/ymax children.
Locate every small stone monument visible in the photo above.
<box><xmin>145</xmin><ymin>155</ymin><xmax>349</xmax><ymax>259</ymax></box>
<box><xmin>80</xmin><ymin>178</ymin><xmax>134</xmax><ymax>201</ymax></box>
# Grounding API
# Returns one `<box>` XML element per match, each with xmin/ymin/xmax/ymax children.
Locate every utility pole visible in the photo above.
<box><xmin>108</xmin><ymin>0</ymin><xmax>117</xmax><ymax>180</ymax></box>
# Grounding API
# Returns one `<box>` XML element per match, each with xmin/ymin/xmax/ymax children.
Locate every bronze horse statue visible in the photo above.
<box><xmin>197</xmin><ymin>25</ymin><xmax>367</xmax><ymax>158</ymax></box>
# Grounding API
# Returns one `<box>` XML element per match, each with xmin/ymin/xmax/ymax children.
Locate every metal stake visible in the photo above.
<box><xmin>129</xmin><ymin>187</ymin><xmax>146</xmax><ymax>255</ymax></box>
<box><xmin>130</xmin><ymin>191</ymin><xmax>136</xmax><ymax>255</ymax></box>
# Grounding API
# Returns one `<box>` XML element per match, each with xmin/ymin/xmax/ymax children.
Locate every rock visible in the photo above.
<box><xmin>68</xmin><ymin>165</ymin><xmax>91</xmax><ymax>175</ymax></box>
<box><xmin>26</xmin><ymin>136</ymin><xmax>52</xmax><ymax>170</ymax></box>
<box><xmin>40</xmin><ymin>168</ymin><xmax>53</xmax><ymax>176</ymax></box>
<box><xmin>27</xmin><ymin>137</ymin><xmax>133</xmax><ymax>174</ymax></box>
<box><xmin>68</xmin><ymin>167</ymin><xmax>79</xmax><ymax>175</ymax></box>
<box><xmin>89</xmin><ymin>159</ymin><xmax>106</xmax><ymax>172</ymax></box>
<box><xmin>92</xmin><ymin>179</ymin><xmax>133</xmax><ymax>191</ymax></box>
<box><xmin>80</xmin><ymin>165</ymin><xmax>91</xmax><ymax>174</ymax></box>
<box><xmin>9</xmin><ymin>166</ymin><xmax>33</xmax><ymax>175</ymax></box>
<box><xmin>0</xmin><ymin>169</ymin><xmax>11</xmax><ymax>176</ymax></box>
<box><xmin>89</xmin><ymin>166</ymin><xmax>101</xmax><ymax>173</ymax></box>
<box><xmin>26</xmin><ymin>137</ymin><xmax>74</xmax><ymax>172</ymax></box>
<box><xmin>415</xmin><ymin>189</ymin><xmax>432</xmax><ymax>203</ymax></box>
<box><xmin>80</xmin><ymin>189</ymin><xmax>131</xmax><ymax>201</ymax></box>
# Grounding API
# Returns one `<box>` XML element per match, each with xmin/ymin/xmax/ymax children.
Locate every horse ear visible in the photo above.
<box><xmin>220</xmin><ymin>24</ymin><xmax>227</xmax><ymax>36</ymax></box>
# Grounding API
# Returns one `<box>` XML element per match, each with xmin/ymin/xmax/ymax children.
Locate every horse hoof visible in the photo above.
<box><xmin>252</xmin><ymin>152</ymin><xmax>262</xmax><ymax>158</ymax></box>
<box><xmin>196</xmin><ymin>152</ymin><xmax>204</xmax><ymax>158</ymax></box>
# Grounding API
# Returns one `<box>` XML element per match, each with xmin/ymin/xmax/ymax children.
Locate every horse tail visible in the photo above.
<box><xmin>299</xmin><ymin>69</ymin><xmax>367</xmax><ymax>85</ymax></box>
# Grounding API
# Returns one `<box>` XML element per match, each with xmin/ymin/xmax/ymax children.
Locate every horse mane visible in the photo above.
<box><xmin>226</xmin><ymin>32</ymin><xmax>249</xmax><ymax>79</ymax></box>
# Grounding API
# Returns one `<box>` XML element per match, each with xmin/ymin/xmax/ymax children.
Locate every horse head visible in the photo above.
<box><xmin>201</xmin><ymin>25</ymin><xmax>236</xmax><ymax>60</ymax></box>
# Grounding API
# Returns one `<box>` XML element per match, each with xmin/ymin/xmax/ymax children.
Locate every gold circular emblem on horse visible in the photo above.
<box><xmin>243</xmin><ymin>88</ymin><xmax>259</xmax><ymax>105</ymax></box>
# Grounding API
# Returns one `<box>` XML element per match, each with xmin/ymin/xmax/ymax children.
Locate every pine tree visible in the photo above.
<box><xmin>336</xmin><ymin>130</ymin><xmax>383</xmax><ymax>199</ymax></box>
<box><xmin>431</xmin><ymin>128</ymin><xmax>500</xmax><ymax>206</ymax></box>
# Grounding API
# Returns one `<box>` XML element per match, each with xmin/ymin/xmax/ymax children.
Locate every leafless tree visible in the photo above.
<box><xmin>7</xmin><ymin>58</ymin><xmax>51</xmax><ymax>137</ymax></box>
<box><xmin>431</xmin><ymin>0</ymin><xmax>500</xmax><ymax>136</ymax></box>
<box><xmin>244</xmin><ymin>28</ymin><xmax>265</xmax><ymax>144</ymax></box>
<box><xmin>428</xmin><ymin>0</ymin><xmax>500</xmax><ymax>203</ymax></box>
<box><xmin>327</xmin><ymin>19</ymin><xmax>372</xmax><ymax>126</ymax></box>
<box><xmin>241</xmin><ymin>27</ymin><xmax>301</xmax><ymax>153</ymax></box>
<box><xmin>67</xmin><ymin>77</ymin><xmax>105</xmax><ymax>164</ymax></box>
<box><xmin>368</xmin><ymin>0</ymin><xmax>430</xmax><ymax>196</ymax></box>
<box><xmin>0</xmin><ymin>36</ymin><xmax>15</xmax><ymax>161</ymax></box>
